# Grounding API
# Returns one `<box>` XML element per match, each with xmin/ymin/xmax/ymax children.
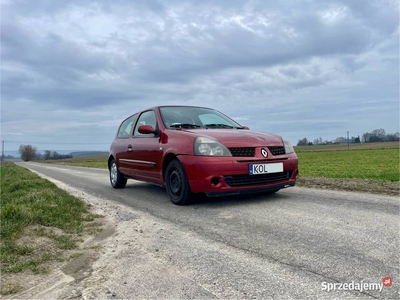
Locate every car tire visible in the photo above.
<box><xmin>165</xmin><ymin>158</ymin><xmax>192</xmax><ymax>205</ymax></box>
<box><xmin>109</xmin><ymin>159</ymin><xmax>127</xmax><ymax>189</ymax></box>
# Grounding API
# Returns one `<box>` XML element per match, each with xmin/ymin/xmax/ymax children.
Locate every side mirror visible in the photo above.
<box><xmin>138</xmin><ymin>125</ymin><xmax>156</xmax><ymax>134</ymax></box>
<box><xmin>242</xmin><ymin>126</ymin><xmax>250</xmax><ymax>130</ymax></box>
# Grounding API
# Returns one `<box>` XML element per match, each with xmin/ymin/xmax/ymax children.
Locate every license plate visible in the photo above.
<box><xmin>249</xmin><ymin>163</ymin><xmax>283</xmax><ymax>175</ymax></box>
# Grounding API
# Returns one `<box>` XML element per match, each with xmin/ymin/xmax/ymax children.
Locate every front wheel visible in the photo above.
<box><xmin>109</xmin><ymin>159</ymin><xmax>127</xmax><ymax>189</ymax></box>
<box><xmin>165</xmin><ymin>159</ymin><xmax>192</xmax><ymax>205</ymax></box>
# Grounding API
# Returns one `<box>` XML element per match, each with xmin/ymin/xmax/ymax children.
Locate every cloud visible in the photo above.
<box><xmin>1</xmin><ymin>0</ymin><xmax>398</xmax><ymax>149</ymax></box>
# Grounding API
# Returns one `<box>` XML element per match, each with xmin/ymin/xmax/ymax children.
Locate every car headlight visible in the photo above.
<box><xmin>283</xmin><ymin>138</ymin><xmax>295</xmax><ymax>154</ymax></box>
<box><xmin>194</xmin><ymin>137</ymin><xmax>232</xmax><ymax>156</ymax></box>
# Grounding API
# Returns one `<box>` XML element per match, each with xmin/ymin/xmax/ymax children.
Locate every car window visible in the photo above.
<box><xmin>117</xmin><ymin>114</ymin><xmax>138</xmax><ymax>138</ymax></box>
<box><xmin>133</xmin><ymin>110</ymin><xmax>157</xmax><ymax>137</ymax></box>
<box><xmin>198</xmin><ymin>114</ymin><xmax>232</xmax><ymax>126</ymax></box>
<box><xmin>159</xmin><ymin>106</ymin><xmax>242</xmax><ymax>129</ymax></box>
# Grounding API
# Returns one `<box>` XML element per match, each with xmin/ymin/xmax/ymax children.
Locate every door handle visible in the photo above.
<box><xmin>127</xmin><ymin>144</ymin><xmax>132</xmax><ymax>152</ymax></box>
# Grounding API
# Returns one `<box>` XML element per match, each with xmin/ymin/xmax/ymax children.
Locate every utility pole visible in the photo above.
<box><xmin>347</xmin><ymin>131</ymin><xmax>349</xmax><ymax>150</ymax></box>
<box><xmin>1</xmin><ymin>140</ymin><xmax>4</xmax><ymax>162</ymax></box>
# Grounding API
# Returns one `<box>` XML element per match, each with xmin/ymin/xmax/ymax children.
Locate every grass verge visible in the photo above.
<box><xmin>296</xmin><ymin>176</ymin><xmax>399</xmax><ymax>197</ymax></box>
<box><xmin>0</xmin><ymin>162</ymin><xmax>102</xmax><ymax>295</ymax></box>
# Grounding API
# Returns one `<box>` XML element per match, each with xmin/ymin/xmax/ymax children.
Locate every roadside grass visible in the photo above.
<box><xmin>0</xmin><ymin>162</ymin><xmax>102</xmax><ymax>295</ymax></box>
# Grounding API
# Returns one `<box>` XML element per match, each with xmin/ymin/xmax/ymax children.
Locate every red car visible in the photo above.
<box><xmin>108</xmin><ymin>106</ymin><xmax>298</xmax><ymax>205</ymax></box>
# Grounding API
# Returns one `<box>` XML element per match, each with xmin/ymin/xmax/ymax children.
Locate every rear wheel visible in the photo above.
<box><xmin>165</xmin><ymin>159</ymin><xmax>192</xmax><ymax>205</ymax></box>
<box><xmin>109</xmin><ymin>159</ymin><xmax>127</xmax><ymax>189</ymax></box>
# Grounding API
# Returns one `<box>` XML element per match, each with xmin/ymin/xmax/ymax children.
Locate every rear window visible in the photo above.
<box><xmin>117</xmin><ymin>114</ymin><xmax>138</xmax><ymax>138</ymax></box>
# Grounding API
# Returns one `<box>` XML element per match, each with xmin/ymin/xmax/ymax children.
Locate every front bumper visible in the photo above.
<box><xmin>178</xmin><ymin>154</ymin><xmax>298</xmax><ymax>196</ymax></box>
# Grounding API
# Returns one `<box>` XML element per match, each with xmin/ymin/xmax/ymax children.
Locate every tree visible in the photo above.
<box><xmin>362</xmin><ymin>128</ymin><xmax>397</xmax><ymax>143</ymax></box>
<box><xmin>369</xmin><ymin>128</ymin><xmax>386</xmax><ymax>142</ymax></box>
<box><xmin>334</xmin><ymin>136</ymin><xmax>346</xmax><ymax>144</ymax></box>
<box><xmin>19</xmin><ymin>145</ymin><xmax>37</xmax><ymax>161</ymax></box>
<box><xmin>44</xmin><ymin>150</ymin><xmax>52</xmax><ymax>160</ymax></box>
<box><xmin>362</xmin><ymin>132</ymin><xmax>369</xmax><ymax>143</ymax></box>
<box><xmin>52</xmin><ymin>151</ymin><xmax>60</xmax><ymax>159</ymax></box>
<box><xmin>386</xmin><ymin>132</ymin><xmax>400</xmax><ymax>141</ymax></box>
<box><xmin>297</xmin><ymin>137</ymin><xmax>308</xmax><ymax>146</ymax></box>
<box><xmin>312</xmin><ymin>137</ymin><xmax>324</xmax><ymax>145</ymax></box>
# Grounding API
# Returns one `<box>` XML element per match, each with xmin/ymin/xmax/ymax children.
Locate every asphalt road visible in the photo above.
<box><xmin>18</xmin><ymin>162</ymin><xmax>399</xmax><ymax>299</ymax></box>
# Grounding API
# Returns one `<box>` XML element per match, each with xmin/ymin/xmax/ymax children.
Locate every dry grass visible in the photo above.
<box><xmin>297</xmin><ymin>176</ymin><xmax>399</xmax><ymax>197</ymax></box>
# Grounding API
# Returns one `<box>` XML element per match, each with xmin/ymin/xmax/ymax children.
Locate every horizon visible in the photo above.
<box><xmin>4</xmin><ymin>137</ymin><xmax>398</xmax><ymax>158</ymax></box>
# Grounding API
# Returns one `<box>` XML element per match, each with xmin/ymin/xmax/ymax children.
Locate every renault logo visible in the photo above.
<box><xmin>261</xmin><ymin>148</ymin><xmax>268</xmax><ymax>158</ymax></box>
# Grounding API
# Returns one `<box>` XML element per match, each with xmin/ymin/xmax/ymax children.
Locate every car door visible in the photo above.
<box><xmin>127</xmin><ymin>110</ymin><xmax>162</xmax><ymax>183</ymax></box>
<box><xmin>113</xmin><ymin>114</ymin><xmax>138</xmax><ymax>176</ymax></box>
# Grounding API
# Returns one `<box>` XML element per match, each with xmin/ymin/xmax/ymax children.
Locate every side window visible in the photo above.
<box><xmin>134</xmin><ymin>110</ymin><xmax>157</xmax><ymax>137</ymax></box>
<box><xmin>117</xmin><ymin>114</ymin><xmax>137</xmax><ymax>139</ymax></box>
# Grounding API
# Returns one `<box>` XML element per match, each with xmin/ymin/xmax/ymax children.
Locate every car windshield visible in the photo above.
<box><xmin>159</xmin><ymin>106</ymin><xmax>243</xmax><ymax>129</ymax></box>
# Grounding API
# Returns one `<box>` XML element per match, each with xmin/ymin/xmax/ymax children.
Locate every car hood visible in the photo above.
<box><xmin>180</xmin><ymin>129</ymin><xmax>283</xmax><ymax>147</ymax></box>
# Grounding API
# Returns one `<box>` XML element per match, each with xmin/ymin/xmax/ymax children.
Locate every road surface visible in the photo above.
<box><xmin>17</xmin><ymin>162</ymin><xmax>399</xmax><ymax>299</ymax></box>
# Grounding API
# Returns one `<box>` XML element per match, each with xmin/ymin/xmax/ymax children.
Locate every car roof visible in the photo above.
<box><xmin>155</xmin><ymin>105</ymin><xmax>214</xmax><ymax>109</ymax></box>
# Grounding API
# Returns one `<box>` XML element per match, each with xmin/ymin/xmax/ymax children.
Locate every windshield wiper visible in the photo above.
<box><xmin>204</xmin><ymin>123</ymin><xmax>242</xmax><ymax>129</ymax></box>
<box><xmin>169</xmin><ymin>123</ymin><xmax>201</xmax><ymax>129</ymax></box>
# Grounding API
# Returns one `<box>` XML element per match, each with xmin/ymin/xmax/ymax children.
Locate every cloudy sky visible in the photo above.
<box><xmin>1</xmin><ymin>0</ymin><xmax>399</xmax><ymax>153</ymax></box>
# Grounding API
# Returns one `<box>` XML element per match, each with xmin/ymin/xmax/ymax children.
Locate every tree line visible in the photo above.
<box><xmin>19</xmin><ymin>145</ymin><xmax>73</xmax><ymax>162</ymax></box>
<box><xmin>297</xmin><ymin>128</ymin><xmax>399</xmax><ymax>146</ymax></box>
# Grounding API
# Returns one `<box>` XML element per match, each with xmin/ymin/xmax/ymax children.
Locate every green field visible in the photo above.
<box><xmin>0</xmin><ymin>163</ymin><xmax>102</xmax><ymax>294</ymax></box>
<box><xmin>297</xmin><ymin>148</ymin><xmax>399</xmax><ymax>181</ymax></box>
<box><xmin>295</xmin><ymin>142</ymin><xmax>399</xmax><ymax>182</ymax></box>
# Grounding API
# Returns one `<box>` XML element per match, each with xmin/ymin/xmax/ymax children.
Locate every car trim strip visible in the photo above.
<box><xmin>119</xmin><ymin>159</ymin><xmax>156</xmax><ymax>167</ymax></box>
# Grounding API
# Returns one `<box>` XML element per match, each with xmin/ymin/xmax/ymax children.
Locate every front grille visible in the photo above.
<box><xmin>268</xmin><ymin>146</ymin><xmax>286</xmax><ymax>156</ymax></box>
<box><xmin>228</xmin><ymin>147</ymin><xmax>255</xmax><ymax>157</ymax></box>
<box><xmin>224</xmin><ymin>171</ymin><xmax>293</xmax><ymax>187</ymax></box>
